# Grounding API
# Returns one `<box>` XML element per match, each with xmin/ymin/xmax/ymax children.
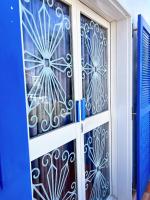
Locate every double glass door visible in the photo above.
<box><xmin>20</xmin><ymin>0</ymin><xmax>111</xmax><ymax>199</ymax></box>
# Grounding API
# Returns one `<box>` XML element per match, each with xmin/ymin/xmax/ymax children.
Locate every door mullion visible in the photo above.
<box><xmin>76</xmin><ymin>124</ymin><xmax>86</xmax><ymax>200</ymax></box>
<box><xmin>71</xmin><ymin>1</ymin><xmax>86</xmax><ymax>198</ymax></box>
<box><xmin>77</xmin><ymin>1</ymin><xmax>112</xmax><ymax>200</ymax></box>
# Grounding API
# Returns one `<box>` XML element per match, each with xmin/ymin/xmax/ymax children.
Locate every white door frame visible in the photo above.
<box><xmin>80</xmin><ymin>1</ymin><xmax>132</xmax><ymax>200</ymax></box>
<box><xmin>20</xmin><ymin>0</ymin><xmax>132</xmax><ymax>199</ymax></box>
<box><xmin>76</xmin><ymin>3</ymin><xmax>112</xmax><ymax>199</ymax></box>
<box><xmin>19</xmin><ymin>0</ymin><xmax>84</xmax><ymax>199</ymax></box>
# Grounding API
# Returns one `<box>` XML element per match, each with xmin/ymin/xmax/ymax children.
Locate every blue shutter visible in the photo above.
<box><xmin>137</xmin><ymin>14</ymin><xmax>150</xmax><ymax>200</ymax></box>
<box><xmin>0</xmin><ymin>1</ymin><xmax>32</xmax><ymax>200</ymax></box>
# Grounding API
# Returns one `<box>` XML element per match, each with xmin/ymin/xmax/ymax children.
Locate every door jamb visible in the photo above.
<box><xmin>80</xmin><ymin>1</ymin><xmax>132</xmax><ymax>200</ymax></box>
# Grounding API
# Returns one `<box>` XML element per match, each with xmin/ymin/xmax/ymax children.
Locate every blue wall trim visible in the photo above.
<box><xmin>0</xmin><ymin>1</ymin><xmax>32</xmax><ymax>199</ymax></box>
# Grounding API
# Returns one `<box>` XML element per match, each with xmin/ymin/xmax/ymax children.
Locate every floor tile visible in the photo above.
<box><xmin>142</xmin><ymin>193</ymin><xmax>150</xmax><ymax>200</ymax></box>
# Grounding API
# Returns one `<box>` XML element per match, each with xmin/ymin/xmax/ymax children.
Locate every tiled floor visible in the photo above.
<box><xmin>142</xmin><ymin>193</ymin><xmax>150</xmax><ymax>200</ymax></box>
<box><xmin>133</xmin><ymin>183</ymin><xmax>150</xmax><ymax>200</ymax></box>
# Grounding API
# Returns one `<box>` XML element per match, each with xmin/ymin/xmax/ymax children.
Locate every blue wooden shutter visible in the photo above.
<box><xmin>0</xmin><ymin>1</ymin><xmax>32</xmax><ymax>199</ymax></box>
<box><xmin>137</xmin><ymin>14</ymin><xmax>150</xmax><ymax>200</ymax></box>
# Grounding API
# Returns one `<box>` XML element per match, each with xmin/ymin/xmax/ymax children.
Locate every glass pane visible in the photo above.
<box><xmin>31</xmin><ymin>140</ymin><xmax>77</xmax><ymax>200</ymax></box>
<box><xmin>21</xmin><ymin>0</ymin><xmax>74</xmax><ymax>138</ymax></box>
<box><xmin>81</xmin><ymin>14</ymin><xmax>108</xmax><ymax>117</ymax></box>
<box><xmin>84</xmin><ymin>123</ymin><xmax>110</xmax><ymax>200</ymax></box>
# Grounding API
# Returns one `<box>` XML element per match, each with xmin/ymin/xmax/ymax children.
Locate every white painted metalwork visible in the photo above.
<box><xmin>18</xmin><ymin>0</ymin><xmax>129</xmax><ymax>200</ymax></box>
<box><xmin>29</xmin><ymin>123</ymin><xmax>81</xmax><ymax>161</ymax></box>
<box><xmin>82</xmin><ymin>111</ymin><xmax>110</xmax><ymax>134</ymax></box>
<box><xmin>75</xmin><ymin>4</ymin><xmax>111</xmax><ymax>199</ymax></box>
<box><xmin>21</xmin><ymin>0</ymin><xmax>74</xmax><ymax>133</ymax></box>
<box><xmin>81</xmin><ymin>15</ymin><xmax>108</xmax><ymax>116</ymax></box>
<box><xmin>77</xmin><ymin>1</ymin><xmax>111</xmax><ymax>200</ymax></box>
<box><xmin>32</xmin><ymin>148</ymin><xmax>77</xmax><ymax>200</ymax></box>
<box><xmin>84</xmin><ymin>125</ymin><xmax>110</xmax><ymax>200</ymax></box>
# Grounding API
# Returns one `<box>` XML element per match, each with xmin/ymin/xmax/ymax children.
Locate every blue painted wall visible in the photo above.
<box><xmin>0</xmin><ymin>1</ymin><xmax>32</xmax><ymax>199</ymax></box>
<box><xmin>0</xmin><ymin>0</ymin><xmax>149</xmax><ymax>199</ymax></box>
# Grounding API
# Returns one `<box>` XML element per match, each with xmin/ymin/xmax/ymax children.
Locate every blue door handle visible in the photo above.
<box><xmin>76</xmin><ymin>100</ymin><xmax>80</xmax><ymax>122</ymax></box>
<box><xmin>81</xmin><ymin>98</ymin><xmax>86</xmax><ymax>121</ymax></box>
<box><xmin>76</xmin><ymin>99</ymin><xmax>86</xmax><ymax>122</ymax></box>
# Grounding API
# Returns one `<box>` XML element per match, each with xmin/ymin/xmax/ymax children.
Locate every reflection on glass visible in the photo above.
<box><xmin>31</xmin><ymin>140</ymin><xmax>77</xmax><ymax>200</ymax></box>
<box><xmin>21</xmin><ymin>0</ymin><xmax>74</xmax><ymax>138</ymax></box>
<box><xmin>84</xmin><ymin>123</ymin><xmax>110</xmax><ymax>200</ymax></box>
<box><xmin>81</xmin><ymin>14</ymin><xmax>108</xmax><ymax>117</ymax></box>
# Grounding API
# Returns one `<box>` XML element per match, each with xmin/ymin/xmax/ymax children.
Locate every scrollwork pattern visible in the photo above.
<box><xmin>21</xmin><ymin>0</ymin><xmax>74</xmax><ymax>135</ymax></box>
<box><xmin>84</xmin><ymin>124</ymin><xmax>110</xmax><ymax>200</ymax></box>
<box><xmin>81</xmin><ymin>16</ymin><xmax>108</xmax><ymax>116</ymax></box>
<box><xmin>32</xmin><ymin>147</ymin><xmax>77</xmax><ymax>200</ymax></box>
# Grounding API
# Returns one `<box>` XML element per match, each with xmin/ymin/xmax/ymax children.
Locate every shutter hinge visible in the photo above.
<box><xmin>132</xmin><ymin>23</ymin><xmax>138</xmax><ymax>37</ymax></box>
<box><xmin>132</xmin><ymin>112</ymin><xmax>136</xmax><ymax>121</ymax></box>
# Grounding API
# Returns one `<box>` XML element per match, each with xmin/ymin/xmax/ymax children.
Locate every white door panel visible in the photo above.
<box><xmin>77</xmin><ymin>2</ymin><xmax>112</xmax><ymax>200</ymax></box>
<box><xmin>19</xmin><ymin>0</ymin><xmax>112</xmax><ymax>199</ymax></box>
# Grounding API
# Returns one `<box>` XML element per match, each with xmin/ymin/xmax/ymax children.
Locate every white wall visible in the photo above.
<box><xmin>118</xmin><ymin>0</ymin><xmax>150</xmax><ymax>189</ymax></box>
<box><xmin>118</xmin><ymin>0</ymin><xmax>150</xmax><ymax>25</ymax></box>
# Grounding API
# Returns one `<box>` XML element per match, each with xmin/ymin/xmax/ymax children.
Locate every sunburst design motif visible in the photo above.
<box><xmin>84</xmin><ymin>125</ymin><xmax>110</xmax><ymax>200</ymax></box>
<box><xmin>21</xmin><ymin>0</ymin><xmax>74</xmax><ymax>133</ymax></box>
<box><xmin>81</xmin><ymin>17</ymin><xmax>108</xmax><ymax>116</ymax></box>
<box><xmin>32</xmin><ymin>148</ymin><xmax>77</xmax><ymax>200</ymax></box>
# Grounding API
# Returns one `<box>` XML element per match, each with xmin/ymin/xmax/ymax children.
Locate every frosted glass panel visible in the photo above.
<box><xmin>81</xmin><ymin>14</ymin><xmax>108</xmax><ymax>117</ymax></box>
<box><xmin>21</xmin><ymin>0</ymin><xmax>74</xmax><ymax>138</ymax></box>
<box><xmin>31</xmin><ymin>140</ymin><xmax>77</xmax><ymax>200</ymax></box>
<box><xmin>84</xmin><ymin>123</ymin><xmax>110</xmax><ymax>200</ymax></box>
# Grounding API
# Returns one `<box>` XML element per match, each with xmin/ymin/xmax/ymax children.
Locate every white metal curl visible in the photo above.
<box><xmin>32</xmin><ymin>148</ymin><xmax>77</xmax><ymax>200</ymax></box>
<box><xmin>81</xmin><ymin>18</ymin><xmax>108</xmax><ymax>116</ymax></box>
<box><xmin>84</xmin><ymin>125</ymin><xmax>110</xmax><ymax>200</ymax></box>
<box><xmin>21</xmin><ymin>0</ymin><xmax>74</xmax><ymax>133</ymax></box>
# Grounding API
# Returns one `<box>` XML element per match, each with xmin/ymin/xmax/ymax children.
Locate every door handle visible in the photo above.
<box><xmin>75</xmin><ymin>99</ymin><xmax>86</xmax><ymax>122</ymax></box>
<box><xmin>81</xmin><ymin>98</ymin><xmax>86</xmax><ymax>121</ymax></box>
<box><xmin>76</xmin><ymin>100</ymin><xmax>80</xmax><ymax>122</ymax></box>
